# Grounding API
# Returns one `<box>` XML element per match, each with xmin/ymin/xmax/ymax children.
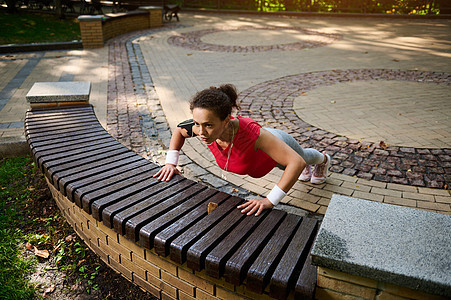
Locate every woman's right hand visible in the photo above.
<box><xmin>153</xmin><ymin>164</ymin><xmax>181</xmax><ymax>181</ymax></box>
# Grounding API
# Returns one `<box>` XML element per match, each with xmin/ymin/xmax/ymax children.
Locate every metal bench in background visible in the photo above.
<box><xmin>164</xmin><ymin>4</ymin><xmax>180</xmax><ymax>21</ymax></box>
<box><xmin>24</xmin><ymin>81</ymin><xmax>318</xmax><ymax>299</ymax></box>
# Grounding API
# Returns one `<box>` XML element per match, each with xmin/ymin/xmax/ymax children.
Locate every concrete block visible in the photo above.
<box><xmin>26</xmin><ymin>81</ymin><xmax>91</xmax><ymax>103</ymax></box>
<box><xmin>311</xmin><ymin>194</ymin><xmax>451</xmax><ymax>297</ymax></box>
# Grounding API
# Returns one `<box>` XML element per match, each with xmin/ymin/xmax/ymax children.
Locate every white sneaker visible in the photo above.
<box><xmin>311</xmin><ymin>153</ymin><xmax>330</xmax><ymax>184</ymax></box>
<box><xmin>298</xmin><ymin>165</ymin><xmax>312</xmax><ymax>181</ymax></box>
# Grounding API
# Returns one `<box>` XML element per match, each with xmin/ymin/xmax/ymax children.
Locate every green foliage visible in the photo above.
<box><xmin>0</xmin><ymin>229</ymin><xmax>36</xmax><ymax>300</ymax></box>
<box><xmin>0</xmin><ymin>12</ymin><xmax>81</xmax><ymax>45</ymax></box>
<box><xmin>180</xmin><ymin>0</ymin><xmax>441</xmax><ymax>14</ymax></box>
<box><xmin>0</xmin><ymin>157</ymin><xmax>37</xmax><ymax>299</ymax></box>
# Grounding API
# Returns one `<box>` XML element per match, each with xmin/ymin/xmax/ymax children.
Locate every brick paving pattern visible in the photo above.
<box><xmin>238</xmin><ymin>69</ymin><xmax>451</xmax><ymax>189</ymax></box>
<box><xmin>167</xmin><ymin>26</ymin><xmax>341</xmax><ymax>52</ymax></box>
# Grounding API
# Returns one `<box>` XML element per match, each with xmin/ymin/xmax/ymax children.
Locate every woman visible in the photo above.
<box><xmin>154</xmin><ymin>84</ymin><xmax>330</xmax><ymax>216</ymax></box>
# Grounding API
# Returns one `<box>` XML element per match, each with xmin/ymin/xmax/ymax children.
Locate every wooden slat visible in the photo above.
<box><xmin>26</xmin><ymin>108</ymin><xmax>93</xmax><ymax>119</ymax></box>
<box><xmin>269</xmin><ymin>217</ymin><xmax>318</xmax><ymax>299</ymax></box>
<box><xmin>186</xmin><ymin>208</ymin><xmax>248</xmax><ymax>271</ymax></box>
<box><xmin>190</xmin><ymin>208</ymin><xmax>270</xmax><ymax>273</ymax></box>
<box><xmin>31</xmin><ymin>132</ymin><xmax>113</xmax><ymax>155</ymax></box>
<box><xmin>88</xmin><ymin>174</ymin><xmax>171</xmax><ymax>220</ymax></box>
<box><xmin>294</xmin><ymin>239</ymin><xmax>317</xmax><ymax>300</ymax></box>
<box><xmin>140</xmin><ymin>188</ymin><xmax>223</xmax><ymax>252</ymax></box>
<box><xmin>61</xmin><ymin>156</ymin><xmax>147</xmax><ymax>196</ymax></box>
<box><xmin>25</xmin><ymin>111</ymin><xmax>94</xmax><ymax>124</ymax></box>
<box><xmin>26</xmin><ymin>125</ymin><xmax>104</xmax><ymax>146</ymax></box>
<box><xmin>246</xmin><ymin>214</ymin><xmax>302</xmax><ymax>294</ymax></box>
<box><xmin>124</xmin><ymin>183</ymin><xmax>205</xmax><ymax>241</ymax></box>
<box><xmin>169</xmin><ymin>197</ymin><xmax>243</xmax><ymax>265</ymax></box>
<box><xmin>26</xmin><ymin>106</ymin><xmax>93</xmax><ymax>115</ymax></box>
<box><xmin>70</xmin><ymin>159</ymin><xmax>156</xmax><ymax>206</ymax></box>
<box><xmin>90</xmin><ymin>175</ymin><xmax>163</xmax><ymax>220</ymax></box>
<box><xmin>27</xmin><ymin>127</ymin><xmax>106</xmax><ymax>147</ymax></box>
<box><xmin>25</xmin><ymin>120</ymin><xmax>100</xmax><ymax>136</ymax></box>
<box><xmin>101</xmin><ymin>175</ymin><xmax>186</xmax><ymax>228</ymax></box>
<box><xmin>112</xmin><ymin>179</ymin><xmax>198</xmax><ymax>235</ymax></box>
<box><xmin>25</xmin><ymin>115</ymin><xmax>98</xmax><ymax>130</ymax></box>
<box><xmin>47</xmin><ymin>147</ymin><xmax>131</xmax><ymax>185</ymax></box>
<box><xmin>37</xmin><ymin>140</ymin><xmax>120</xmax><ymax>168</ymax></box>
<box><xmin>79</xmin><ymin>164</ymin><xmax>159</xmax><ymax>213</ymax></box>
<box><xmin>41</xmin><ymin>143</ymin><xmax>125</xmax><ymax>175</ymax></box>
<box><xmin>217</xmin><ymin>209</ymin><xmax>286</xmax><ymax>284</ymax></box>
<box><xmin>27</xmin><ymin>125</ymin><xmax>101</xmax><ymax>141</ymax></box>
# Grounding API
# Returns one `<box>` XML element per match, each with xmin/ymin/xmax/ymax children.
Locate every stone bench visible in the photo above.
<box><xmin>311</xmin><ymin>194</ymin><xmax>451</xmax><ymax>299</ymax></box>
<box><xmin>25</xmin><ymin>81</ymin><xmax>319</xmax><ymax>299</ymax></box>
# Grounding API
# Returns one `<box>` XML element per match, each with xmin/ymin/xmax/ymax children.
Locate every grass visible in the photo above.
<box><xmin>0</xmin><ymin>156</ymin><xmax>37</xmax><ymax>300</ymax></box>
<box><xmin>0</xmin><ymin>11</ymin><xmax>81</xmax><ymax>45</ymax></box>
<box><xmin>0</xmin><ymin>156</ymin><xmax>157</xmax><ymax>299</ymax></box>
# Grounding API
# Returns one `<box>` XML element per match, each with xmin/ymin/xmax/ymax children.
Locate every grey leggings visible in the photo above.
<box><xmin>263</xmin><ymin>127</ymin><xmax>324</xmax><ymax>167</ymax></box>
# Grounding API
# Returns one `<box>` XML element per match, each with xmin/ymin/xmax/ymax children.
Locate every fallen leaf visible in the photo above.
<box><xmin>379</xmin><ymin>141</ymin><xmax>388</xmax><ymax>149</ymax></box>
<box><xmin>34</xmin><ymin>247</ymin><xmax>50</xmax><ymax>259</ymax></box>
<box><xmin>330</xmin><ymin>100</ymin><xmax>336</xmax><ymax>104</ymax></box>
<box><xmin>26</xmin><ymin>242</ymin><xmax>33</xmax><ymax>250</ymax></box>
<box><xmin>393</xmin><ymin>59</ymin><xmax>400</xmax><ymax>62</ymax></box>
<box><xmin>231</xmin><ymin>188</ymin><xmax>239</xmax><ymax>193</ymax></box>
<box><xmin>43</xmin><ymin>284</ymin><xmax>55</xmax><ymax>297</ymax></box>
<box><xmin>207</xmin><ymin>202</ymin><xmax>218</xmax><ymax>214</ymax></box>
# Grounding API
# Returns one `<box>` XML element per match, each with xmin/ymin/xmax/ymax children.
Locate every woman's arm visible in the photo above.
<box><xmin>153</xmin><ymin>126</ymin><xmax>192</xmax><ymax>181</ymax></box>
<box><xmin>237</xmin><ymin>128</ymin><xmax>306</xmax><ymax>216</ymax></box>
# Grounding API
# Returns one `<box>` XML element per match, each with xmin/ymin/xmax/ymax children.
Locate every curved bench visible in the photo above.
<box><xmin>25</xmin><ymin>84</ymin><xmax>319</xmax><ymax>299</ymax></box>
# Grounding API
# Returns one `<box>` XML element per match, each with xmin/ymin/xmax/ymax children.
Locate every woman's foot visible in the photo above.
<box><xmin>298</xmin><ymin>165</ymin><xmax>312</xmax><ymax>181</ymax></box>
<box><xmin>311</xmin><ymin>153</ymin><xmax>330</xmax><ymax>184</ymax></box>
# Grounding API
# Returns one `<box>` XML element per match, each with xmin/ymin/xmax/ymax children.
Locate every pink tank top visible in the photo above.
<box><xmin>208</xmin><ymin>117</ymin><xmax>277</xmax><ymax>178</ymax></box>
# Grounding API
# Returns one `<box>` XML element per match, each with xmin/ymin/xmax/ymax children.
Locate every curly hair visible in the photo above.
<box><xmin>189</xmin><ymin>84</ymin><xmax>241</xmax><ymax>120</ymax></box>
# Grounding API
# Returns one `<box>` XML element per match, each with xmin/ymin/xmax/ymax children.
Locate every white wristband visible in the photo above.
<box><xmin>165</xmin><ymin>150</ymin><xmax>179</xmax><ymax>165</ymax></box>
<box><xmin>266</xmin><ymin>185</ymin><xmax>286</xmax><ymax>206</ymax></box>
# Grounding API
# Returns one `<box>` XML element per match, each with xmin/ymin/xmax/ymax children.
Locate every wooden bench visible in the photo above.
<box><xmin>25</xmin><ymin>83</ymin><xmax>319</xmax><ymax>299</ymax></box>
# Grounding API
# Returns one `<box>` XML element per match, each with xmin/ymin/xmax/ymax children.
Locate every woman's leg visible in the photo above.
<box><xmin>263</xmin><ymin>127</ymin><xmax>329</xmax><ymax>183</ymax></box>
<box><xmin>263</xmin><ymin>128</ymin><xmax>324</xmax><ymax>165</ymax></box>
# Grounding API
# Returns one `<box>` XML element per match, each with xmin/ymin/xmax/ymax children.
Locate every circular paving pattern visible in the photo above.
<box><xmin>167</xmin><ymin>26</ymin><xmax>341</xmax><ymax>52</ymax></box>
<box><xmin>293</xmin><ymin>80</ymin><xmax>451</xmax><ymax>149</ymax></box>
<box><xmin>238</xmin><ymin>69</ymin><xmax>451</xmax><ymax>189</ymax></box>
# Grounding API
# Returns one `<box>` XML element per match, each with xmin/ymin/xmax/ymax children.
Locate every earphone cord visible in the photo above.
<box><xmin>223</xmin><ymin>122</ymin><xmax>235</xmax><ymax>173</ymax></box>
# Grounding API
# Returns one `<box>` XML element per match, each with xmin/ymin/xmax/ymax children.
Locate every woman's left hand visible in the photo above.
<box><xmin>237</xmin><ymin>198</ymin><xmax>274</xmax><ymax>217</ymax></box>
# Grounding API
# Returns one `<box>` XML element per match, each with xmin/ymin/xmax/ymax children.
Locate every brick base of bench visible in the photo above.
<box><xmin>316</xmin><ymin>267</ymin><xmax>447</xmax><ymax>300</ymax></box>
<box><xmin>46</xmin><ymin>178</ymin><xmax>284</xmax><ymax>299</ymax></box>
